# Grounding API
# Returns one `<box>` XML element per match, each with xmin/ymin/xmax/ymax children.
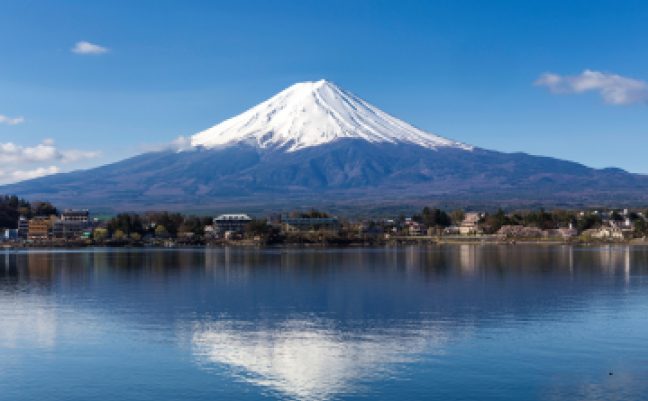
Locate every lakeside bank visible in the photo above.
<box><xmin>3</xmin><ymin>236</ymin><xmax>648</xmax><ymax>250</ymax></box>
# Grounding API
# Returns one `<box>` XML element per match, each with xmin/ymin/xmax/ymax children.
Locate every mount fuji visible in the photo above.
<box><xmin>2</xmin><ymin>80</ymin><xmax>648</xmax><ymax>210</ymax></box>
<box><xmin>191</xmin><ymin>80</ymin><xmax>472</xmax><ymax>152</ymax></box>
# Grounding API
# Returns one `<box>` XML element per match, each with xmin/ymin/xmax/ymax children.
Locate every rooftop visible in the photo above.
<box><xmin>215</xmin><ymin>214</ymin><xmax>252</xmax><ymax>221</ymax></box>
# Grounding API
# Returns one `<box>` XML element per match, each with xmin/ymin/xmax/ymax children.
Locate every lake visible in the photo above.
<box><xmin>1</xmin><ymin>245</ymin><xmax>647</xmax><ymax>400</ymax></box>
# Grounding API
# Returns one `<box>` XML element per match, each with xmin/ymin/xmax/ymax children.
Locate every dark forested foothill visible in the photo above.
<box><xmin>0</xmin><ymin>195</ymin><xmax>57</xmax><ymax>228</ymax></box>
<box><xmin>0</xmin><ymin>199</ymin><xmax>22</xmax><ymax>229</ymax></box>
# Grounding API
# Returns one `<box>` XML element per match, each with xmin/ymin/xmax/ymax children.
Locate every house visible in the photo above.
<box><xmin>52</xmin><ymin>209</ymin><xmax>90</xmax><ymax>238</ymax></box>
<box><xmin>459</xmin><ymin>212</ymin><xmax>486</xmax><ymax>235</ymax></box>
<box><xmin>28</xmin><ymin>216</ymin><xmax>52</xmax><ymax>239</ymax></box>
<box><xmin>2</xmin><ymin>229</ymin><xmax>18</xmax><ymax>240</ymax></box>
<box><xmin>590</xmin><ymin>227</ymin><xmax>633</xmax><ymax>239</ymax></box>
<box><xmin>17</xmin><ymin>216</ymin><xmax>29</xmax><ymax>237</ymax></box>
<box><xmin>214</xmin><ymin>214</ymin><xmax>252</xmax><ymax>234</ymax></box>
<box><xmin>203</xmin><ymin>225</ymin><xmax>216</xmax><ymax>239</ymax></box>
<box><xmin>224</xmin><ymin>231</ymin><xmax>242</xmax><ymax>240</ymax></box>
<box><xmin>609</xmin><ymin>218</ymin><xmax>633</xmax><ymax>229</ymax></box>
<box><xmin>408</xmin><ymin>222</ymin><xmax>427</xmax><ymax>236</ymax></box>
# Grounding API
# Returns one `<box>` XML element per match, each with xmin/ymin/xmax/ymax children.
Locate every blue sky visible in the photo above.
<box><xmin>1</xmin><ymin>0</ymin><xmax>648</xmax><ymax>183</ymax></box>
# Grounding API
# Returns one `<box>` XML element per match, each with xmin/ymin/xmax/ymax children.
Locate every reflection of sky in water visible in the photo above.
<box><xmin>1</xmin><ymin>246</ymin><xmax>648</xmax><ymax>400</ymax></box>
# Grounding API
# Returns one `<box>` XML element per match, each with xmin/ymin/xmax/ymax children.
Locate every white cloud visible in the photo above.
<box><xmin>0</xmin><ymin>115</ymin><xmax>24</xmax><ymax>125</ymax></box>
<box><xmin>71</xmin><ymin>41</ymin><xmax>109</xmax><ymax>55</ymax></box>
<box><xmin>0</xmin><ymin>166</ymin><xmax>60</xmax><ymax>183</ymax></box>
<box><xmin>138</xmin><ymin>135</ymin><xmax>194</xmax><ymax>152</ymax></box>
<box><xmin>534</xmin><ymin>70</ymin><xmax>648</xmax><ymax>105</ymax></box>
<box><xmin>59</xmin><ymin>149</ymin><xmax>104</xmax><ymax>163</ymax></box>
<box><xmin>0</xmin><ymin>140</ymin><xmax>103</xmax><ymax>164</ymax></box>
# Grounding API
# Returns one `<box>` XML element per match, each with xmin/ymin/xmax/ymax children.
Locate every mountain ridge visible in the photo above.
<box><xmin>1</xmin><ymin>80</ymin><xmax>647</xmax><ymax>210</ymax></box>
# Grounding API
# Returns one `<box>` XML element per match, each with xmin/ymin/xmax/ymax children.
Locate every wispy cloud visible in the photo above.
<box><xmin>0</xmin><ymin>166</ymin><xmax>60</xmax><ymax>184</ymax></box>
<box><xmin>534</xmin><ymin>70</ymin><xmax>648</xmax><ymax>105</ymax></box>
<box><xmin>0</xmin><ymin>140</ymin><xmax>103</xmax><ymax>164</ymax></box>
<box><xmin>137</xmin><ymin>135</ymin><xmax>194</xmax><ymax>152</ymax></box>
<box><xmin>0</xmin><ymin>115</ymin><xmax>24</xmax><ymax>125</ymax></box>
<box><xmin>71</xmin><ymin>41</ymin><xmax>109</xmax><ymax>55</ymax></box>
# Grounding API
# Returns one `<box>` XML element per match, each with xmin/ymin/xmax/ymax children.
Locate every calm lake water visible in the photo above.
<box><xmin>1</xmin><ymin>246</ymin><xmax>648</xmax><ymax>401</ymax></box>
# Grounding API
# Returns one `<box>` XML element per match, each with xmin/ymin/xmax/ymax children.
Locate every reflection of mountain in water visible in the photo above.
<box><xmin>192</xmin><ymin>318</ymin><xmax>456</xmax><ymax>401</ymax></box>
<box><xmin>0</xmin><ymin>293</ymin><xmax>60</xmax><ymax>349</ymax></box>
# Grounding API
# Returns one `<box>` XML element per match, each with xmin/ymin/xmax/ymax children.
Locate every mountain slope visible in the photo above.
<box><xmin>3</xmin><ymin>139</ymin><xmax>647</xmax><ymax>208</ymax></box>
<box><xmin>1</xmin><ymin>80</ymin><xmax>647</xmax><ymax>209</ymax></box>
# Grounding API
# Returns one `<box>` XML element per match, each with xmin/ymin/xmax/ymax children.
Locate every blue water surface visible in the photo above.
<box><xmin>1</xmin><ymin>245</ymin><xmax>647</xmax><ymax>400</ymax></box>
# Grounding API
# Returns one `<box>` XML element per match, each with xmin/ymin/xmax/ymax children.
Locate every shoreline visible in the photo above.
<box><xmin>2</xmin><ymin>237</ymin><xmax>647</xmax><ymax>251</ymax></box>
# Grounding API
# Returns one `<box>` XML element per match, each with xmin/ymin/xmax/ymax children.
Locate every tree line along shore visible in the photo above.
<box><xmin>2</xmin><ymin>194</ymin><xmax>648</xmax><ymax>248</ymax></box>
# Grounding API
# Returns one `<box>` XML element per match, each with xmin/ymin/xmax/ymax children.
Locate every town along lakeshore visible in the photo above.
<box><xmin>2</xmin><ymin>195</ymin><xmax>647</xmax><ymax>248</ymax></box>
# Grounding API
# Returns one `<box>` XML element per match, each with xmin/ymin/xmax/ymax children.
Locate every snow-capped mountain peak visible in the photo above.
<box><xmin>191</xmin><ymin>80</ymin><xmax>473</xmax><ymax>152</ymax></box>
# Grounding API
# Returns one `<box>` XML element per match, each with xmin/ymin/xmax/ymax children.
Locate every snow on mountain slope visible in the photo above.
<box><xmin>191</xmin><ymin>80</ymin><xmax>473</xmax><ymax>152</ymax></box>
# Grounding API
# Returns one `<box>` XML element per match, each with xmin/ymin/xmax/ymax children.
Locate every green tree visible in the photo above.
<box><xmin>610</xmin><ymin>211</ymin><xmax>623</xmax><ymax>222</ymax></box>
<box><xmin>94</xmin><ymin>228</ymin><xmax>108</xmax><ymax>239</ymax></box>
<box><xmin>481</xmin><ymin>209</ymin><xmax>521</xmax><ymax>233</ymax></box>
<box><xmin>155</xmin><ymin>225</ymin><xmax>168</xmax><ymax>237</ymax></box>
<box><xmin>422</xmin><ymin>207</ymin><xmax>451</xmax><ymax>228</ymax></box>
<box><xmin>0</xmin><ymin>198</ymin><xmax>22</xmax><ymax>229</ymax></box>
<box><xmin>245</xmin><ymin>220</ymin><xmax>270</xmax><ymax>237</ymax></box>
<box><xmin>450</xmin><ymin>210</ymin><xmax>465</xmax><ymax>224</ymax></box>
<box><xmin>8</xmin><ymin>195</ymin><xmax>19</xmax><ymax>208</ymax></box>
<box><xmin>577</xmin><ymin>214</ymin><xmax>602</xmax><ymax>232</ymax></box>
<box><xmin>114</xmin><ymin>230</ymin><xmax>126</xmax><ymax>240</ymax></box>
<box><xmin>35</xmin><ymin>202</ymin><xmax>57</xmax><ymax>216</ymax></box>
<box><xmin>523</xmin><ymin>208</ymin><xmax>554</xmax><ymax>229</ymax></box>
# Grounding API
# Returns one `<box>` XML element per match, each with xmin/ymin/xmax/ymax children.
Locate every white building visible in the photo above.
<box><xmin>61</xmin><ymin>209</ymin><xmax>89</xmax><ymax>222</ymax></box>
<box><xmin>214</xmin><ymin>214</ymin><xmax>252</xmax><ymax>234</ymax></box>
<box><xmin>591</xmin><ymin>227</ymin><xmax>633</xmax><ymax>239</ymax></box>
<box><xmin>459</xmin><ymin>212</ymin><xmax>486</xmax><ymax>235</ymax></box>
<box><xmin>52</xmin><ymin>209</ymin><xmax>90</xmax><ymax>238</ymax></box>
